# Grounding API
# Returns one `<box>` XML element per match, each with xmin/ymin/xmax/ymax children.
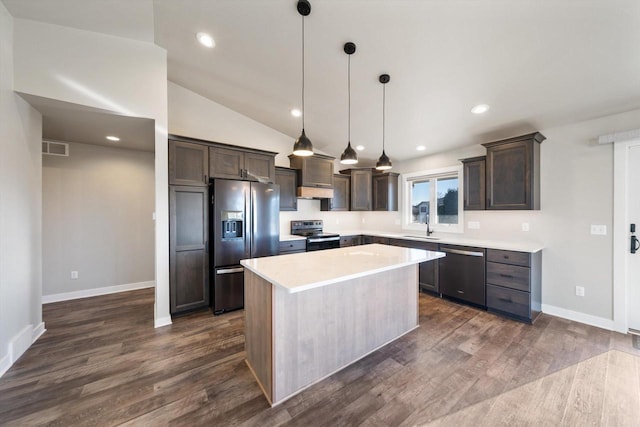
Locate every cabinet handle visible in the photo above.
<box><xmin>498</xmin><ymin>297</ymin><xmax>513</xmax><ymax>303</ymax></box>
<box><xmin>503</xmin><ymin>255</ymin><xmax>510</xmax><ymax>259</ymax></box>
<box><xmin>499</xmin><ymin>274</ymin><xmax>513</xmax><ymax>278</ymax></box>
<box><xmin>457</xmin><ymin>290</ymin><xmax>465</xmax><ymax>294</ymax></box>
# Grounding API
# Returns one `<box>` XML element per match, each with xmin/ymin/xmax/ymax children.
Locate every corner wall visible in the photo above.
<box><xmin>0</xmin><ymin>3</ymin><xmax>44</xmax><ymax>376</ymax></box>
<box><xmin>12</xmin><ymin>18</ymin><xmax>170</xmax><ymax>327</ymax></box>
<box><xmin>42</xmin><ymin>142</ymin><xmax>155</xmax><ymax>301</ymax></box>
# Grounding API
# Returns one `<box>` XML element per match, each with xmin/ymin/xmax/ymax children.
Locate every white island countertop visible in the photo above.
<box><xmin>241</xmin><ymin>243</ymin><xmax>444</xmax><ymax>294</ymax></box>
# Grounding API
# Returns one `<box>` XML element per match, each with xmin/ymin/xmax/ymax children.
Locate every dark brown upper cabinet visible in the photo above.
<box><xmin>288</xmin><ymin>154</ymin><xmax>334</xmax><ymax>188</ymax></box>
<box><xmin>461</xmin><ymin>156</ymin><xmax>486</xmax><ymax>210</ymax></box>
<box><xmin>340</xmin><ymin>168</ymin><xmax>372</xmax><ymax>211</ymax></box>
<box><xmin>275</xmin><ymin>167</ymin><xmax>297</xmax><ymax>211</ymax></box>
<box><xmin>372</xmin><ymin>172</ymin><xmax>399</xmax><ymax>211</ymax></box>
<box><xmin>321</xmin><ymin>174</ymin><xmax>350</xmax><ymax>211</ymax></box>
<box><xmin>483</xmin><ymin>132</ymin><xmax>545</xmax><ymax>210</ymax></box>
<box><xmin>210</xmin><ymin>147</ymin><xmax>275</xmax><ymax>183</ymax></box>
<box><xmin>169</xmin><ymin>140</ymin><xmax>209</xmax><ymax>186</ymax></box>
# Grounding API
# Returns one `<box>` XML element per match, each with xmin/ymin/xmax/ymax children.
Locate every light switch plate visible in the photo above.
<box><xmin>467</xmin><ymin>221</ymin><xmax>480</xmax><ymax>229</ymax></box>
<box><xmin>590</xmin><ymin>225</ymin><xmax>607</xmax><ymax>235</ymax></box>
<box><xmin>575</xmin><ymin>286</ymin><xmax>585</xmax><ymax>296</ymax></box>
<box><xmin>71</xmin><ymin>271</ymin><xmax>78</xmax><ymax>280</ymax></box>
<box><xmin>522</xmin><ymin>223</ymin><xmax>530</xmax><ymax>232</ymax></box>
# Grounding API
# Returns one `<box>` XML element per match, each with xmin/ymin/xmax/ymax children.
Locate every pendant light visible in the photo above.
<box><xmin>292</xmin><ymin>0</ymin><xmax>314</xmax><ymax>157</ymax></box>
<box><xmin>376</xmin><ymin>74</ymin><xmax>392</xmax><ymax>170</ymax></box>
<box><xmin>340</xmin><ymin>42</ymin><xmax>358</xmax><ymax>165</ymax></box>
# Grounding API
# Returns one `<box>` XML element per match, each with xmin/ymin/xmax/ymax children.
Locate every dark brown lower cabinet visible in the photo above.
<box><xmin>169</xmin><ymin>186</ymin><xmax>209</xmax><ymax>314</ymax></box>
<box><xmin>362</xmin><ymin>235</ymin><xmax>389</xmax><ymax>245</ymax></box>
<box><xmin>485</xmin><ymin>249</ymin><xmax>541</xmax><ymax>323</ymax></box>
<box><xmin>278</xmin><ymin>239</ymin><xmax>306</xmax><ymax>254</ymax></box>
<box><xmin>339</xmin><ymin>235</ymin><xmax>361</xmax><ymax>247</ymax></box>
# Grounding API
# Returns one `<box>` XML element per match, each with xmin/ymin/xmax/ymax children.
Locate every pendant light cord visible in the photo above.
<box><xmin>348</xmin><ymin>54</ymin><xmax>351</xmax><ymax>142</ymax></box>
<box><xmin>301</xmin><ymin>15</ymin><xmax>305</xmax><ymax>130</ymax></box>
<box><xmin>382</xmin><ymin>82</ymin><xmax>386</xmax><ymax>152</ymax></box>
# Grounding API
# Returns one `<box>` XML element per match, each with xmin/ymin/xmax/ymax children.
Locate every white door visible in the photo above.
<box><xmin>628</xmin><ymin>145</ymin><xmax>640</xmax><ymax>333</ymax></box>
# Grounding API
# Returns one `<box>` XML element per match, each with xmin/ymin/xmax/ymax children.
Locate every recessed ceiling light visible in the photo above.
<box><xmin>416</xmin><ymin>145</ymin><xmax>426</xmax><ymax>151</ymax></box>
<box><xmin>290</xmin><ymin>108</ymin><xmax>302</xmax><ymax>117</ymax></box>
<box><xmin>356</xmin><ymin>145</ymin><xmax>365</xmax><ymax>151</ymax></box>
<box><xmin>106</xmin><ymin>136</ymin><xmax>120</xmax><ymax>141</ymax></box>
<box><xmin>196</xmin><ymin>32</ymin><xmax>215</xmax><ymax>48</ymax></box>
<box><xmin>471</xmin><ymin>104</ymin><xmax>490</xmax><ymax>114</ymax></box>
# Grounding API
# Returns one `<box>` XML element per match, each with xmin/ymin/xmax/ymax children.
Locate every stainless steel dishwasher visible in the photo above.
<box><xmin>438</xmin><ymin>245</ymin><xmax>486</xmax><ymax>307</ymax></box>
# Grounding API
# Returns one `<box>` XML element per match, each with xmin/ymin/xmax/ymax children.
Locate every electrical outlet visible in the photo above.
<box><xmin>71</xmin><ymin>271</ymin><xmax>78</xmax><ymax>280</ymax></box>
<box><xmin>590</xmin><ymin>225</ymin><xmax>607</xmax><ymax>235</ymax></box>
<box><xmin>575</xmin><ymin>286</ymin><xmax>585</xmax><ymax>297</ymax></box>
<box><xmin>335</xmin><ymin>219</ymin><xmax>340</xmax><ymax>225</ymax></box>
<box><xmin>522</xmin><ymin>222</ymin><xmax>530</xmax><ymax>232</ymax></box>
<box><xmin>467</xmin><ymin>221</ymin><xmax>480</xmax><ymax>230</ymax></box>
<box><xmin>361</xmin><ymin>218</ymin><xmax>366</xmax><ymax>224</ymax></box>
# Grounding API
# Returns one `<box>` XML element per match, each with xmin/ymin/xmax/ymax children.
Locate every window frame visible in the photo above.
<box><xmin>401</xmin><ymin>165</ymin><xmax>464</xmax><ymax>234</ymax></box>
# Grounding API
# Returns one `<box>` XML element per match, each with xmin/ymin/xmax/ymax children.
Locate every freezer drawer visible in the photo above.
<box><xmin>213</xmin><ymin>266</ymin><xmax>244</xmax><ymax>314</ymax></box>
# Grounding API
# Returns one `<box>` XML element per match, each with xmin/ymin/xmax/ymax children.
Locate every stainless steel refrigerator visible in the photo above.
<box><xmin>211</xmin><ymin>179</ymin><xmax>280</xmax><ymax>314</ymax></box>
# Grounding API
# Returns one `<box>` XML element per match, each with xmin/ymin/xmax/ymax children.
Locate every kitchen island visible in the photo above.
<box><xmin>240</xmin><ymin>243</ymin><xmax>445</xmax><ymax>406</ymax></box>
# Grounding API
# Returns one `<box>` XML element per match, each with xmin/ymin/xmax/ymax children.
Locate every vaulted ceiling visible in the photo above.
<box><xmin>5</xmin><ymin>0</ymin><xmax>640</xmax><ymax>163</ymax></box>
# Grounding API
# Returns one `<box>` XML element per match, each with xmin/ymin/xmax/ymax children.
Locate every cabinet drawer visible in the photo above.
<box><xmin>486</xmin><ymin>262</ymin><xmax>530</xmax><ymax>292</ymax></box>
<box><xmin>340</xmin><ymin>235</ymin><xmax>361</xmax><ymax>247</ymax></box>
<box><xmin>486</xmin><ymin>284</ymin><xmax>530</xmax><ymax>319</ymax></box>
<box><xmin>279</xmin><ymin>240</ymin><xmax>306</xmax><ymax>254</ymax></box>
<box><xmin>487</xmin><ymin>249</ymin><xmax>530</xmax><ymax>267</ymax></box>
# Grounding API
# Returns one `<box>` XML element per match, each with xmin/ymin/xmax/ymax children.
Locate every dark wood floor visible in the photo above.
<box><xmin>1</xmin><ymin>288</ymin><xmax>638</xmax><ymax>426</ymax></box>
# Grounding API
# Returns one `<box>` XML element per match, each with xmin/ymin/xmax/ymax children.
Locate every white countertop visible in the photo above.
<box><xmin>241</xmin><ymin>243</ymin><xmax>445</xmax><ymax>294</ymax></box>
<box><xmin>327</xmin><ymin>230</ymin><xmax>544</xmax><ymax>253</ymax></box>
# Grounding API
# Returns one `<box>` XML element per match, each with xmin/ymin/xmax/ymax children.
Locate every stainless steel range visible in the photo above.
<box><xmin>290</xmin><ymin>220</ymin><xmax>340</xmax><ymax>251</ymax></box>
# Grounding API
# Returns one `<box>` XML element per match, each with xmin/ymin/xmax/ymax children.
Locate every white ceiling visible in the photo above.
<box><xmin>5</xmin><ymin>0</ymin><xmax>640</xmax><ymax>164</ymax></box>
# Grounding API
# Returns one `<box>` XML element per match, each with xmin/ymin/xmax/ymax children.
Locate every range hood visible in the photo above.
<box><xmin>297</xmin><ymin>186</ymin><xmax>334</xmax><ymax>199</ymax></box>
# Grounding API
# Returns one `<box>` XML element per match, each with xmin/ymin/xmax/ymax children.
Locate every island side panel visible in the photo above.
<box><xmin>244</xmin><ymin>269</ymin><xmax>274</xmax><ymax>404</ymax></box>
<box><xmin>272</xmin><ymin>265</ymin><xmax>418</xmax><ymax>404</ymax></box>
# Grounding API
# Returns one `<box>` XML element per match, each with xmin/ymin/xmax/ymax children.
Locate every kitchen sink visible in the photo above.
<box><xmin>402</xmin><ymin>235</ymin><xmax>440</xmax><ymax>240</ymax></box>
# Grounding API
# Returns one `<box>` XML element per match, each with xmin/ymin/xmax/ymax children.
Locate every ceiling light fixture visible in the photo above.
<box><xmin>375</xmin><ymin>74</ymin><xmax>392</xmax><ymax>171</ymax></box>
<box><xmin>196</xmin><ymin>32</ymin><xmax>215</xmax><ymax>48</ymax></box>
<box><xmin>356</xmin><ymin>145</ymin><xmax>365</xmax><ymax>151</ymax></box>
<box><xmin>471</xmin><ymin>103</ymin><xmax>490</xmax><ymax>114</ymax></box>
<box><xmin>340</xmin><ymin>42</ymin><xmax>358</xmax><ymax>165</ymax></box>
<box><xmin>290</xmin><ymin>108</ymin><xmax>302</xmax><ymax>117</ymax></box>
<box><xmin>292</xmin><ymin>0</ymin><xmax>314</xmax><ymax>157</ymax></box>
<box><xmin>416</xmin><ymin>145</ymin><xmax>426</xmax><ymax>151</ymax></box>
<box><xmin>106</xmin><ymin>136</ymin><xmax>120</xmax><ymax>141</ymax></box>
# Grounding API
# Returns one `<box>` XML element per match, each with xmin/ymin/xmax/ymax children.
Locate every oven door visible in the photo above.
<box><xmin>307</xmin><ymin>236</ymin><xmax>340</xmax><ymax>251</ymax></box>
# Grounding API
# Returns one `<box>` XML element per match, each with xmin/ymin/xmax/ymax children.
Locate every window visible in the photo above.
<box><xmin>402</xmin><ymin>166</ymin><xmax>463</xmax><ymax>233</ymax></box>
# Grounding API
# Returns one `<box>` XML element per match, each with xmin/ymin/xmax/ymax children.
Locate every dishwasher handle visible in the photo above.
<box><xmin>440</xmin><ymin>247</ymin><xmax>484</xmax><ymax>257</ymax></box>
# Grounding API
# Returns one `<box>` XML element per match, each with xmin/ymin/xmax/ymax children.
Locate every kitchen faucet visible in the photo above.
<box><xmin>426</xmin><ymin>214</ymin><xmax>433</xmax><ymax>236</ymax></box>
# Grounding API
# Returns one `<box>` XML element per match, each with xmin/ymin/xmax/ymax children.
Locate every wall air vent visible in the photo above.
<box><xmin>42</xmin><ymin>141</ymin><xmax>69</xmax><ymax>157</ymax></box>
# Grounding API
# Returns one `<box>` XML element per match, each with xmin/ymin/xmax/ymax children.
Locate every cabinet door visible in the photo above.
<box><xmin>275</xmin><ymin>167</ymin><xmax>297</xmax><ymax>211</ymax></box>
<box><xmin>169</xmin><ymin>140</ymin><xmax>208</xmax><ymax>186</ymax></box>
<box><xmin>245</xmin><ymin>152</ymin><xmax>275</xmax><ymax>183</ymax></box>
<box><xmin>462</xmin><ymin>157</ymin><xmax>485</xmax><ymax>210</ymax></box>
<box><xmin>321</xmin><ymin>174</ymin><xmax>349</xmax><ymax>211</ymax></box>
<box><xmin>209</xmin><ymin>147</ymin><xmax>244</xmax><ymax>179</ymax></box>
<box><xmin>388</xmin><ymin>239</ymin><xmax>439</xmax><ymax>293</ymax></box>
<box><xmin>372</xmin><ymin>173</ymin><xmax>398</xmax><ymax>211</ymax></box>
<box><xmin>170</xmin><ymin>186</ymin><xmax>209</xmax><ymax>314</ymax></box>
<box><xmin>486</xmin><ymin>141</ymin><xmax>532</xmax><ymax>210</ymax></box>
<box><xmin>339</xmin><ymin>235</ymin><xmax>361</xmax><ymax>247</ymax></box>
<box><xmin>350</xmin><ymin>169</ymin><xmax>372</xmax><ymax>211</ymax></box>
<box><xmin>303</xmin><ymin>156</ymin><xmax>334</xmax><ymax>188</ymax></box>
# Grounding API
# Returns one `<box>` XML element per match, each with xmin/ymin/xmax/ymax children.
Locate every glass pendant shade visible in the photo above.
<box><xmin>376</xmin><ymin>150</ymin><xmax>392</xmax><ymax>170</ymax></box>
<box><xmin>293</xmin><ymin>128</ymin><xmax>314</xmax><ymax>156</ymax></box>
<box><xmin>340</xmin><ymin>142</ymin><xmax>358</xmax><ymax>164</ymax></box>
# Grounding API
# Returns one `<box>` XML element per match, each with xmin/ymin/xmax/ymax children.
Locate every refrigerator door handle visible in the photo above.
<box><xmin>216</xmin><ymin>267</ymin><xmax>244</xmax><ymax>275</ymax></box>
<box><xmin>251</xmin><ymin>189</ymin><xmax>257</xmax><ymax>257</ymax></box>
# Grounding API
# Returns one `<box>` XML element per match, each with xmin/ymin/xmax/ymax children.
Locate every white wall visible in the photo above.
<box><xmin>42</xmin><ymin>142</ymin><xmax>155</xmax><ymax>301</ymax></box>
<box><xmin>12</xmin><ymin>18</ymin><xmax>170</xmax><ymax>327</ymax></box>
<box><xmin>168</xmin><ymin>81</ymin><xmax>293</xmax><ymax>167</ymax></box>
<box><xmin>0</xmin><ymin>3</ymin><xmax>44</xmax><ymax>376</ymax></box>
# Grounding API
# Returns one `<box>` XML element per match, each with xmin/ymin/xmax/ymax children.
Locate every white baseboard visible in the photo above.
<box><xmin>154</xmin><ymin>316</ymin><xmax>172</xmax><ymax>328</ymax></box>
<box><xmin>542</xmin><ymin>304</ymin><xmax>614</xmax><ymax>331</ymax></box>
<box><xmin>32</xmin><ymin>322</ymin><xmax>46</xmax><ymax>342</ymax></box>
<box><xmin>42</xmin><ymin>281</ymin><xmax>155</xmax><ymax>304</ymax></box>
<box><xmin>0</xmin><ymin>353</ymin><xmax>10</xmax><ymax>378</ymax></box>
